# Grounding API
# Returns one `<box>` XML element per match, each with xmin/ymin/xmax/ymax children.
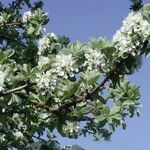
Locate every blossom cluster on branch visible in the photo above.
<box><xmin>0</xmin><ymin>1</ymin><xmax>150</xmax><ymax>149</ymax></box>
<box><xmin>113</xmin><ymin>11</ymin><xmax>150</xmax><ymax>56</ymax></box>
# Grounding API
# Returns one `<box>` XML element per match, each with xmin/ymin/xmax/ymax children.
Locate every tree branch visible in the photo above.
<box><xmin>0</xmin><ymin>64</ymin><xmax>118</xmax><ymax>115</ymax></box>
<box><xmin>0</xmin><ymin>22</ymin><xmax>22</xmax><ymax>28</ymax></box>
<box><xmin>0</xmin><ymin>82</ymin><xmax>35</xmax><ymax>96</ymax></box>
<box><xmin>34</xmin><ymin>67</ymin><xmax>119</xmax><ymax>114</ymax></box>
<box><xmin>43</xmin><ymin>73</ymin><xmax>112</xmax><ymax>113</ymax></box>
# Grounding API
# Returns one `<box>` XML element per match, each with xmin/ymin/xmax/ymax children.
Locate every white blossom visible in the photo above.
<box><xmin>13</xmin><ymin>131</ymin><xmax>23</xmax><ymax>139</ymax></box>
<box><xmin>38</xmin><ymin>33</ymin><xmax>58</xmax><ymax>55</ymax></box>
<box><xmin>140</xmin><ymin>20</ymin><xmax>150</xmax><ymax>39</ymax></box>
<box><xmin>22</xmin><ymin>11</ymin><xmax>32</xmax><ymax>23</ymax></box>
<box><xmin>84</xmin><ymin>49</ymin><xmax>108</xmax><ymax>72</ymax></box>
<box><xmin>62</xmin><ymin>121</ymin><xmax>80</xmax><ymax>137</ymax></box>
<box><xmin>79</xmin><ymin>82</ymin><xmax>93</xmax><ymax>95</ymax></box>
<box><xmin>0</xmin><ymin>134</ymin><xmax>5</xmax><ymax>142</ymax></box>
<box><xmin>35</xmin><ymin>71</ymin><xmax>57</xmax><ymax>94</ymax></box>
<box><xmin>0</xmin><ymin>70</ymin><xmax>5</xmax><ymax>91</ymax></box>
<box><xmin>39</xmin><ymin>113</ymin><xmax>50</xmax><ymax>122</ymax></box>
<box><xmin>38</xmin><ymin>56</ymin><xmax>50</xmax><ymax>68</ymax></box>
<box><xmin>113</xmin><ymin>12</ymin><xmax>150</xmax><ymax>55</ymax></box>
<box><xmin>49</xmin><ymin>32</ymin><xmax>57</xmax><ymax>40</ymax></box>
<box><xmin>18</xmin><ymin>122</ymin><xmax>27</xmax><ymax>131</ymax></box>
<box><xmin>12</xmin><ymin>113</ymin><xmax>19</xmax><ymax>118</ymax></box>
<box><xmin>38</xmin><ymin>36</ymin><xmax>50</xmax><ymax>55</ymax></box>
<box><xmin>51</xmin><ymin>54</ymin><xmax>78</xmax><ymax>79</ymax></box>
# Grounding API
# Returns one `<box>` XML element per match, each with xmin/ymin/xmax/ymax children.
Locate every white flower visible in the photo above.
<box><xmin>113</xmin><ymin>11</ymin><xmax>150</xmax><ymax>55</ymax></box>
<box><xmin>0</xmin><ymin>134</ymin><xmax>5</xmax><ymax>142</ymax></box>
<box><xmin>0</xmin><ymin>16</ymin><xmax>4</xmax><ymax>24</ymax></box>
<box><xmin>38</xmin><ymin>33</ymin><xmax>61</xmax><ymax>55</ymax></box>
<box><xmin>38</xmin><ymin>33</ymin><xmax>58</xmax><ymax>55</ymax></box>
<box><xmin>50</xmin><ymin>33</ymin><xmax>55</xmax><ymax>37</ymax></box>
<box><xmin>38</xmin><ymin>36</ymin><xmax>50</xmax><ymax>55</ymax></box>
<box><xmin>49</xmin><ymin>32</ymin><xmax>56</xmax><ymax>38</ymax></box>
<box><xmin>62</xmin><ymin>121</ymin><xmax>80</xmax><ymax>137</ymax></box>
<box><xmin>49</xmin><ymin>32</ymin><xmax>57</xmax><ymax>40</ymax></box>
<box><xmin>0</xmin><ymin>71</ymin><xmax>5</xmax><ymax>91</ymax></box>
<box><xmin>18</xmin><ymin>122</ymin><xmax>27</xmax><ymax>131</ymax></box>
<box><xmin>22</xmin><ymin>11</ymin><xmax>32</xmax><ymax>22</ymax></box>
<box><xmin>35</xmin><ymin>71</ymin><xmax>57</xmax><ymax>94</ymax></box>
<box><xmin>51</xmin><ymin>54</ymin><xmax>78</xmax><ymax>79</ymax></box>
<box><xmin>39</xmin><ymin>113</ymin><xmax>50</xmax><ymax>121</ymax></box>
<box><xmin>38</xmin><ymin>56</ymin><xmax>50</xmax><ymax>68</ymax></box>
<box><xmin>84</xmin><ymin>49</ymin><xmax>108</xmax><ymax>72</ymax></box>
<box><xmin>12</xmin><ymin>113</ymin><xmax>19</xmax><ymax>118</ymax></box>
<box><xmin>140</xmin><ymin>20</ymin><xmax>150</xmax><ymax>39</ymax></box>
<box><xmin>13</xmin><ymin>131</ymin><xmax>23</xmax><ymax>139</ymax></box>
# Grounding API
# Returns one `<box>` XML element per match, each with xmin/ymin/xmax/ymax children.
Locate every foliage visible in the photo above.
<box><xmin>130</xmin><ymin>0</ymin><xmax>143</xmax><ymax>11</ymax></box>
<box><xmin>0</xmin><ymin>0</ymin><xmax>150</xmax><ymax>149</ymax></box>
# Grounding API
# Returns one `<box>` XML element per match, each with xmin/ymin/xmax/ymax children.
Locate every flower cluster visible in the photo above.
<box><xmin>0</xmin><ymin>70</ymin><xmax>5</xmax><ymax>91</ymax></box>
<box><xmin>113</xmin><ymin>11</ymin><xmax>150</xmax><ymax>55</ymax></box>
<box><xmin>62</xmin><ymin>121</ymin><xmax>80</xmax><ymax>138</ymax></box>
<box><xmin>13</xmin><ymin>131</ymin><xmax>23</xmax><ymax>139</ymax></box>
<box><xmin>36</xmin><ymin>32</ymin><xmax>78</xmax><ymax>93</ymax></box>
<box><xmin>38</xmin><ymin>56</ymin><xmax>50</xmax><ymax>68</ymax></box>
<box><xmin>38</xmin><ymin>33</ymin><xmax>58</xmax><ymax>55</ymax></box>
<box><xmin>22</xmin><ymin>11</ymin><xmax>32</xmax><ymax>23</ymax></box>
<box><xmin>35</xmin><ymin>71</ymin><xmax>57</xmax><ymax>95</ymax></box>
<box><xmin>22</xmin><ymin>9</ymin><xmax>48</xmax><ymax>35</ymax></box>
<box><xmin>51</xmin><ymin>54</ymin><xmax>78</xmax><ymax>79</ymax></box>
<box><xmin>84</xmin><ymin>49</ymin><xmax>108</xmax><ymax>72</ymax></box>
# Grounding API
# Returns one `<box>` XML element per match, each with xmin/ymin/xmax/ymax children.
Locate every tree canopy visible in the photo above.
<box><xmin>0</xmin><ymin>0</ymin><xmax>150</xmax><ymax>149</ymax></box>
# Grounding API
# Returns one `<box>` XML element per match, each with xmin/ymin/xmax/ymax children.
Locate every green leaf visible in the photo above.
<box><xmin>95</xmin><ymin>115</ymin><xmax>107</xmax><ymax>121</ymax></box>
<box><xmin>0</xmin><ymin>49</ymin><xmax>14</xmax><ymax>62</ymax></box>
<box><xmin>123</xmin><ymin>100</ymin><xmax>135</xmax><ymax>106</ymax></box>
<box><xmin>82</xmin><ymin>70</ymin><xmax>100</xmax><ymax>85</ymax></box>
<box><xmin>142</xmin><ymin>3</ymin><xmax>150</xmax><ymax>21</ymax></box>
<box><xmin>22</xmin><ymin>64</ymin><xmax>31</xmax><ymax>78</ymax></box>
<box><xmin>111</xmin><ymin>114</ymin><xmax>122</xmax><ymax>120</ymax></box>
<box><xmin>27</xmin><ymin>26</ymin><xmax>35</xmax><ymax>34</ymax></box>
<box><xmin>29</xmin><ymin>92</ymin><xmax>39</xmax><ymax>100</ymax></box>
<box><xmin>35</xmin><ymin>25</ymin><xmax>42</xmax><ymax>35</ymax></box>
<box><xmin>90</xmin><ymin>37</ymin><xmax>113</xmax><ymax>50</ymax></box>
<box><xmin>60</xmin><ymin>81</ymin><xmax>81</xmax><ymax>99</ymax></box>
<box><xmin>63</xmin><ymin>41</ymin><xmax>86</xmax><ymax>58</ymax></box>
<box><xmin>109</xmin><ymin>106</ymin><xmax>120</xmax><ymax>116</ymax></box>
<box><xmin>101</xmin><ymin>105</ymin><xmax>110</xmax><ymax>115</ymax></box>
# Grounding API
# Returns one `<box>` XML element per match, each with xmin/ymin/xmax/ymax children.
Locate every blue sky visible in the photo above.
<box><xmin>43</xmin><ymin>0</ymin><xmax>150</xmax><ymax>150</ymax></box>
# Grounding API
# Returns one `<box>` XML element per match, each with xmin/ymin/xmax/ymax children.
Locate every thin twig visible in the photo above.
<box><xmin>0</xmin><ymin>22</ymin><xmax>22</xmax><ymax>28</ymax></box>
<box><xmin>0</xmin><ymin>82</ymin><xmax>35</xmax><ymax>96</ymax></box>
